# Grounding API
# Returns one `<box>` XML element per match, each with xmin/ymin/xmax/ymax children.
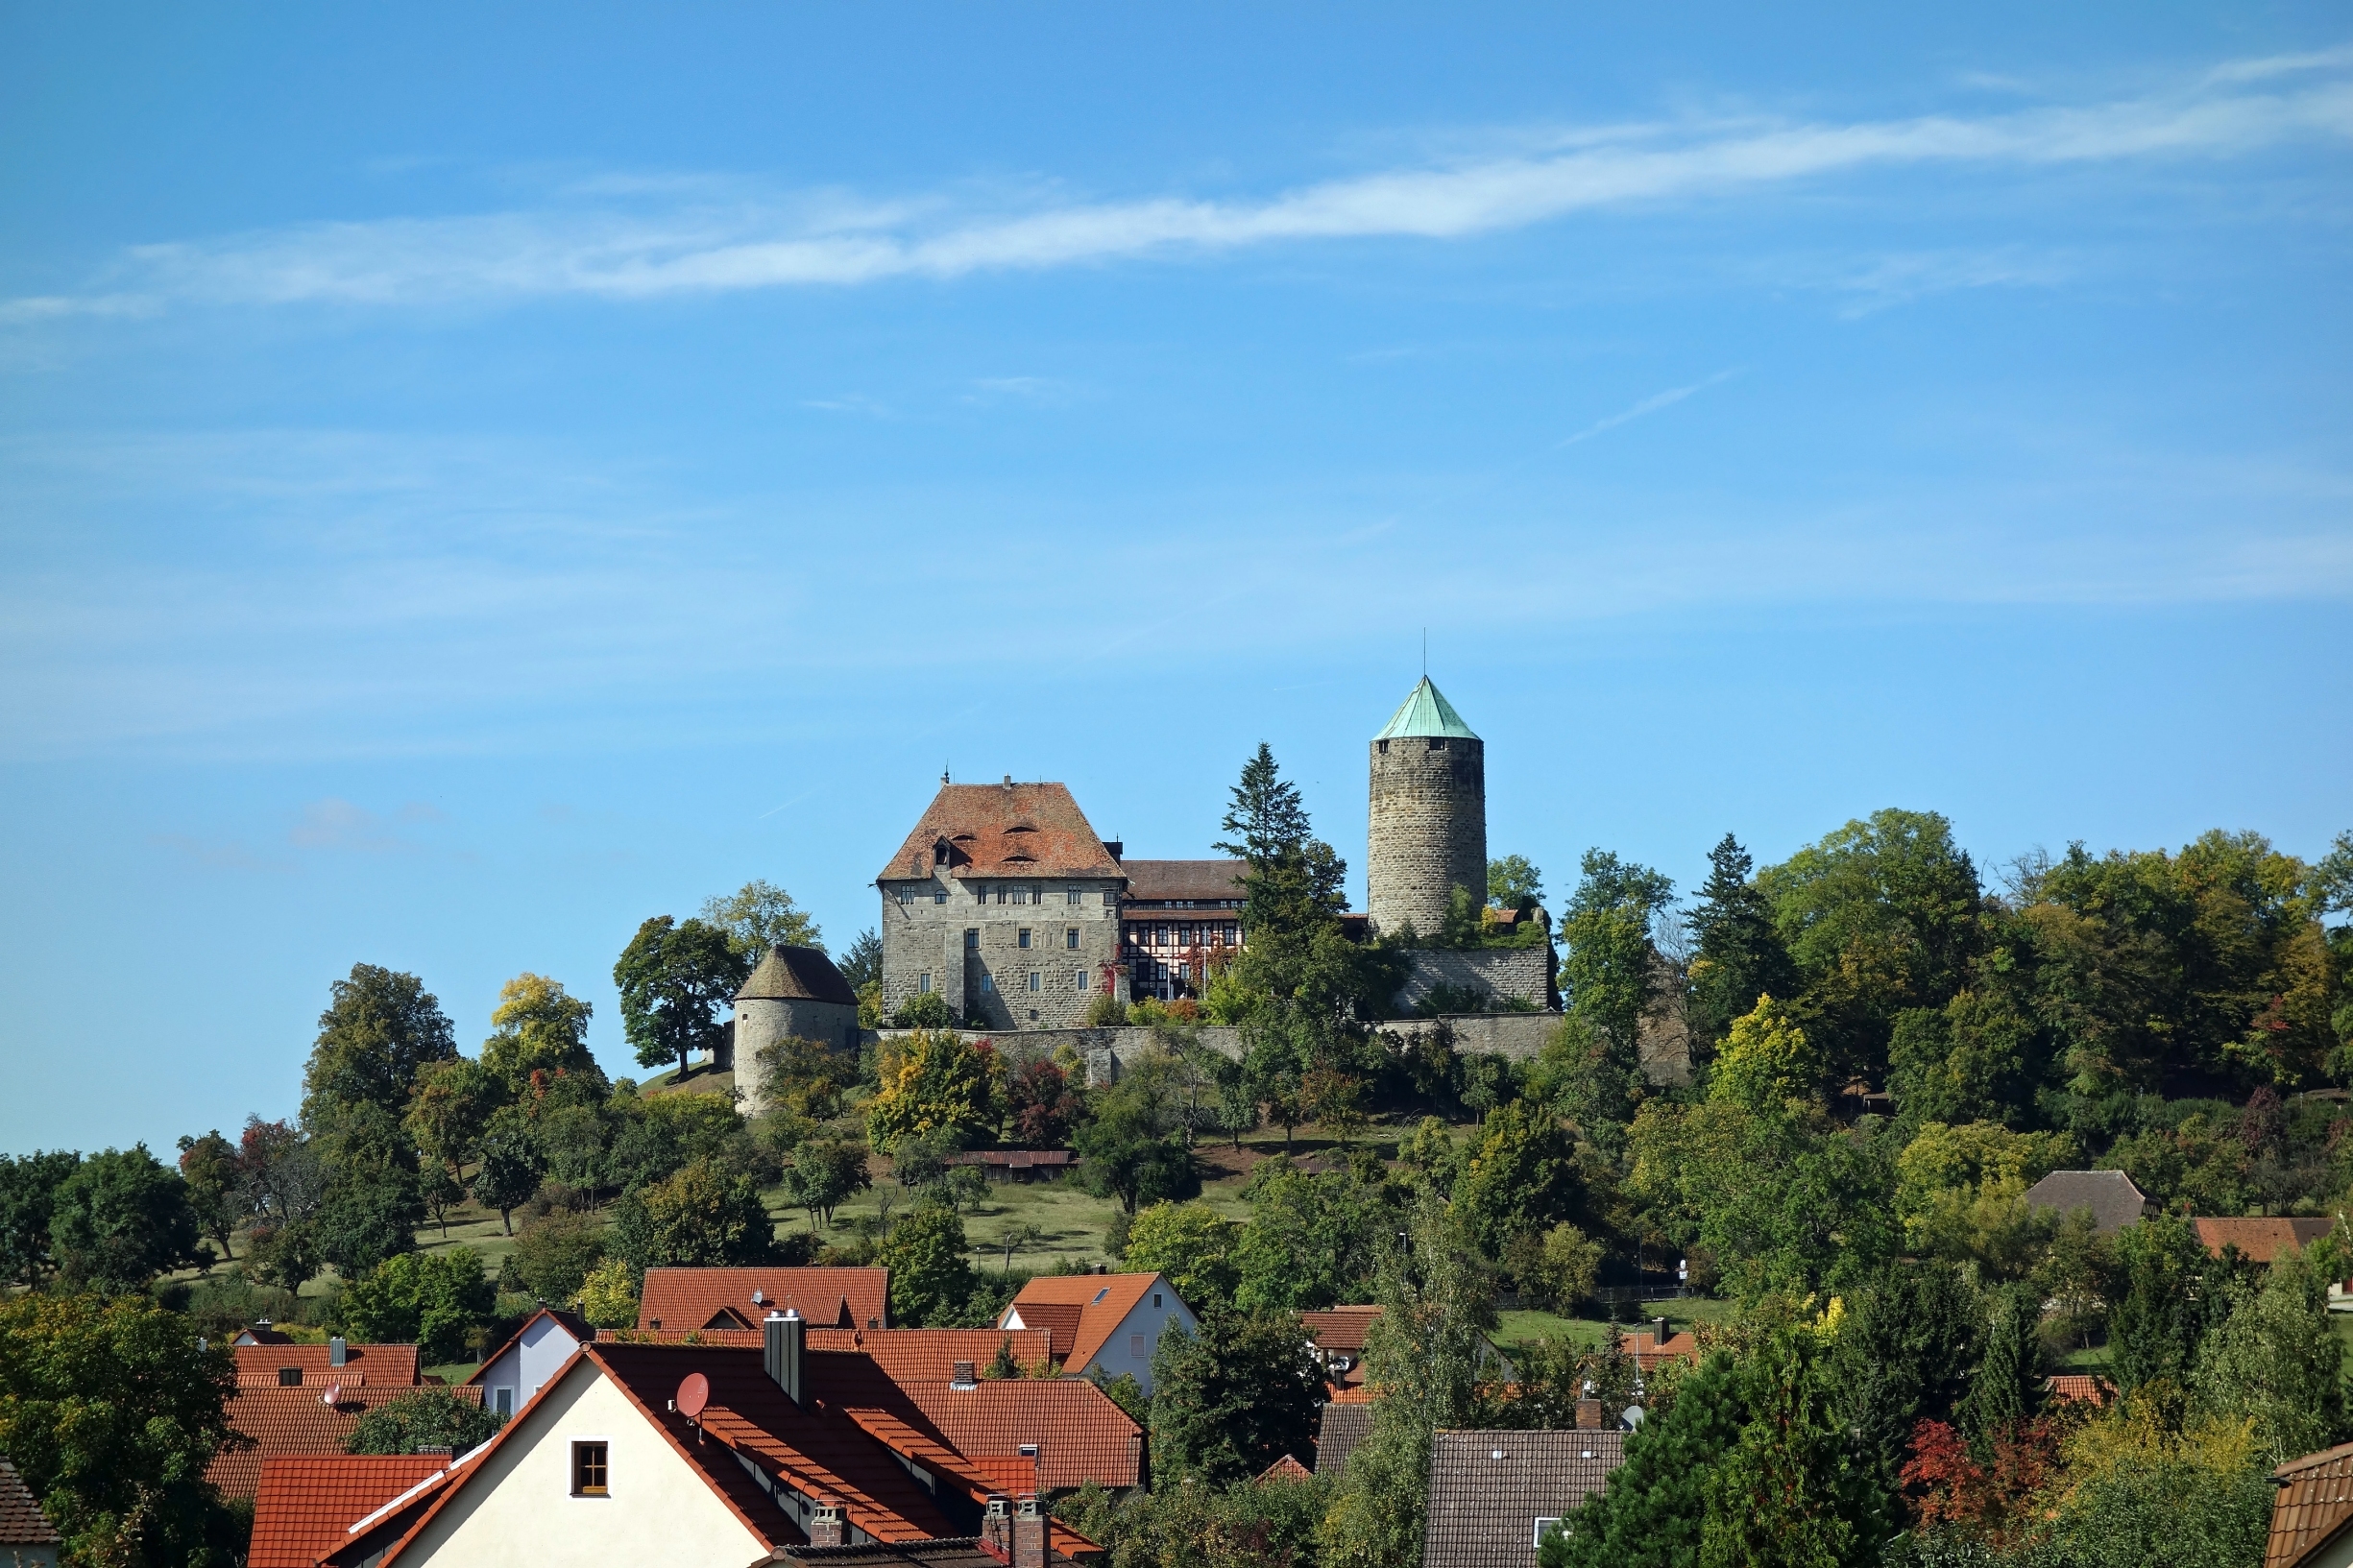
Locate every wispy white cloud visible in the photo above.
<box><xmin>1557</xmin><ymin>370</ymin><xmax>1741</xmax><ymax>446</ymax></box>
<box><xmin>11</xmin><ymin>53</ymin><xmax>2350</xmax><ymax>318</ymax></box>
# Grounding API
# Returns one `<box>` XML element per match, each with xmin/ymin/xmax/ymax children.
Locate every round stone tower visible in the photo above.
<box><xmin>1367</xmin><ymin>676</ymin><xmax>1487</xmax><ymax>938</ymax></box>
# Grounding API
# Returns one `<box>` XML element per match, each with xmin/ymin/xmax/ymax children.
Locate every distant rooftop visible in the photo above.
<box><xmin>1374</xmin><ymin>677</ymin><xmax>1479</xmax><ymax>741</ymax></box>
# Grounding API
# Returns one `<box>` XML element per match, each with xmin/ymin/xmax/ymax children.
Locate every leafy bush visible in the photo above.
<box><xmin>340</xmin><ymin>1249</ymin><xmax>497</xmax><ymax>1365</ymax></box>
<box><xmin>346</xmin><ymin>1387</ymin><xmax>505</xmax><ymax>1457</ymax></box>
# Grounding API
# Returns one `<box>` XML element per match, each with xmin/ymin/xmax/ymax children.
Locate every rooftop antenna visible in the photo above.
<box><xmin>1422</xmin><ymin>628</ymin><xmax>1427</xmax><ymax>679</ymax></box>
<box><xmin>943</xmin><ymin>762</ymin><xmax>951</xmax><ymax>785</ymax></box>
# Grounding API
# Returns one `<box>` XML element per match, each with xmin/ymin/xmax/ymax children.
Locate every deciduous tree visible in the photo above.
<box><xmin>614</xmin><ymin>916</ymin><xmax>747</xmax><ymax>1077</ymax></box>
<box><xmin>699</xmin><ymin>879</ymin><xmax>824</xmax><ymax>965</ymax></box>
<box><xmin>1121</xmin><ymin>1201</ymin><xmax>1239</xmax><ymax>1312</ymax></box>
<box><xmin>48</xmin><ymin>1145</ymin><xmax>205</xmax><ymax>1294</ymax></box>
<box><xmin>1150</xmin><ymin>1308</ymin><xmax>1322</xmax><ymax>1485</ymax></box>
<box><xmin>347</xmin><ymin>1387</ymin><xmax>504</xmax><ymax>1457</ymax></box>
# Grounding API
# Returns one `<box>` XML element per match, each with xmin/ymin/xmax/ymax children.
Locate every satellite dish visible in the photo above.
<box><xmin>677</xmin><ymin>1372</ymin><xmax>710</xmax><ymax>1420</ymax></box>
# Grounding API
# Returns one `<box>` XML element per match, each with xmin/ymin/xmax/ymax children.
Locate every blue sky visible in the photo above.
<box><xmin>3</xmin><ymin>6</ymin><xmax>2348</xmax><ymax>1156</ymax></box>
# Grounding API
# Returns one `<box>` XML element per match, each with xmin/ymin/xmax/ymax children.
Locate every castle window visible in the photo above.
<box><xmin>934</xmin><ymin>889</ymin><xmax>947</xmax><ymax>904</ymax></box>
<box><xmin>1377</xmin><ymin>739</ymin><xmax>1389</xmax><ymax>755</ymax></box>
<box><xmin>1066</xmin><ymin>887</ymin><xmax>1081</xmax><ymax>905</ymax></box>
<box><xmin>896</xmin><ymin>888</ymin><xmax>912</xmax><ymax>905</ymax></box>
<box><xmin>965</xmin><ymin>929</ymin><xmax>979</xmax><ymax>951</ymax></box>
<box><xmin>1018</xmin><ymin>929</ymin><xmax>1031</xmax><ymax>949</ymax></box>
<box><xmin>1011</xmin><ymin>886</ymin><xmax>1030</xmax><ymax>905</ymax></box>
<box><xmin>995</xmin><ymin>887</ymin><xmax>1007</xmax><ymax>905</ymax></box>
<box><xmin>1027</xmin><ymin>972</ymin><xmax>1041</xmax><ymax>993</ymax></box>
<box><xmin>1428</xmin><ymin>737</ymin><xmax>1446</xmax><ymax>751</ymax></box>
<box><xmin>981</xmin><ymin>975</ymin><xmax>995</xmax><ymax>995</ymax></box>
<box><xmin>918</xmin><ymin>973</ymin><xmax>933</xmax><ymax>993</ymax></box>
<box><xmin>1074</xmin><ymin>969</ymin><xmax>1089</xmax><ymax>990</ymax></box>
<box><xmin>1065</xmin><ymin>929</ymin><xmax>1079</xmax><ymax>950</ymax></box>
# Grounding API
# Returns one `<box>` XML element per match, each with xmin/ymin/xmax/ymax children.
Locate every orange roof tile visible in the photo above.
<box><xmin>248</xmin><ymin>1456</ymin><xmax>446</xmax><ymax>1568</ymax></box>
<box><xmin>1301</xmin><ymin>1307</ymin><xmax>1383</xmax><ymax>1355</ymax></box>
<box><xmin>2196</xmin><ymin>1218</ymin><xmax>2339</xmax><ymax>1265</ymax></box>
<box><xmin>1614</xmin><ymin>1329</ymin><xmax>1699</xmax><ymax>1373</ymax></box>
<box><xmin>2270</xmin><ymin>1440</ymin><xmax>2353</xmax><ymax>1567</ymax></box>
<box><xmin>889</xmin><ymin>1379</ymin><xmax>1143</xmax><ymax>1490</ymax></box>
<box><xmin>210</xmin><ymin>1384</ymin><xmax>485</xmax><ymax>1500</ymax></box>
<box><xmin>233</xmin><ymin>1342</ymin><xmax>422</xmax><ymax>1389</ymax></box>
<box><xmin>878</xmin><ymin>784</ymin><xmax>1123</xmax><ymax>884</ymax></box>
<box><xmin>807</xmin><ymin>1328</ymin><xmax>1056</xmax><ymax>1383</ymax></box>
<box><xmin>2046</xmin><ymin>1374</ymin><xmax>2115</xmax><ymax>1407</ymax></box>
<box><xmin>1257</xmin><ymin>1454</ymin><xmax>1313</xmax><ymax>1484</ymax></box>
<box><xmin>1001</xmin><ymin>1274</ymin><xmax>1168</xmax><ymax>1374</ymax></box>
<box><xmin>639</xmin><ymin>1266</ymin><xmax>889</xmax><ymax>1332</ymax></box>
<box><xmin>0</xmin><ymin>1457</ymin><xmax>60</xmax><ymax>1547</ymax></box>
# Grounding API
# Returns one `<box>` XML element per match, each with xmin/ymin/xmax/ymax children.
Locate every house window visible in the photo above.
<box><xmin>1065</xmin><ymin>929</ymin><xmax>1079</xmax><ymax>950</ymax></box>
<box><xmin>495</xmin><ymin>1387</ymin><xmax>515</xmax><ymax>1416</ymax></box>
<box><xmin>1066</xmin><ymin>887</ymin><xmax>1082</xmax><ymax>905</ymax></box>
<box><xmin>277</xmin><ymin>1366</ymin><xmax>303</xmax><ymax>1387</ymax></box>
<box><xmin>571</xmin><ymin>1441</ymin><xmax>609</xmax><ymax>1496</ymax></box>
<box><xmin>1152</xmin><ymin>1293</ymin><xmax>1162</xmax><ymax>1309</ymax></box>
<box><xmin>1129</xmin><ymin>1334</ymin><xmax>1145</xmax><ymax>1359</ymax></box>
<box><xmin>918</xmin><ymin>973</ymin><xmax>933</xmax><ymax>994</ymax></box>
<box><xmin>1535</xmin><ymin>1520</ymin><xmax>1563</xmax><ymax>1548</ymax></box>
<box><xmin>1027</xmin><ymin>972</ymin><xmax>1041</xmax><ymax>993</ymax></box>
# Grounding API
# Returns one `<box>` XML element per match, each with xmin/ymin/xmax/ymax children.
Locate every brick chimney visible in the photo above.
<box><xmin>808</xmin><ymin>1498</ymin><xmax>843</xmax><ymax>1547</ymax></box>
<box><xmin>1013</xmin><ymin>1494</ymin><xmax>1045</xmax><ymax>1568</ymax></box>
<box><xmin>765</xmin><ymin>1309</ymin><xmax>805</xmax><ymax>1405</ymax></box>
<box><xmin>951</xmin><ymin>1361</ymin><xmax>979</xmax><ymax>1390</ymax></box>
<box><xmin>1573</xmin><ymin>1399</ymin><xmax>1604</xmax><ymax>1430</ymax></box>
<box><xmin>981</xmin><ymin>1495</ymin><xmax>1011</xmax><ymax>1561</ymax></box>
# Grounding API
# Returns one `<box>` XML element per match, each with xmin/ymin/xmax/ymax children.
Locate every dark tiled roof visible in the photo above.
<box><xmin>233</xmin><ymin>1341</ymin><xmax>423</xmax><ymax>1388</ymax></box>
<box><xmin>2271</xmin><ymin>1440</ymin><xmax>2353</xmax><ymax>1567</ymax></box>
<box><xmin>2197</xmin><ymin>1218</ymin><xmax>2340</xmax><ymax>1265</ymax></box>
<box><xmin>0</xmin><ymin>1456</ymin><xmax>61</xmax><ymax>1546</ymax></box>
<box><xmin>878</xmin><ymin>784</ymin><xmax>1123</xmax><ymax>884</ymax></box>
<box><xmin>639</xmin><ymin>1266</ymin><xmax>890</xmax><ymax>1332</ymax></box>
<box><xmin>887</xmin><ymin>1378</ymin><xmax>1143</xmax><ymax>1490</ymax></box>
<box><xmin>2022</xmin><ymin>1170</ymin><xmax>2151</xmax><ymax>1234</ymax></box>
<box><xmin>1315</xmin><ymin>1404</ymin><xmax>1372</xmax><ymax>1476</ymax></box>
<box><xmin>210</xmin><ymin>1385</ymin><xmax>483</xmax><ymax>1500</ymax></box>
<box><xmin>1420</xmin><ymin>1430</ymin><xmax>1625</xmax><ymax>1568</ymax></box>
<box><xmin>248</xmin><ymin>1455</ymin><xmax>446</xmax><ymax>1568</ymax></box>
<box><xmin>1118</xmin><ymin>861</ymin><xmax>1246</xmax><ymax>903</ymax></box>
<box><xmin>739</xmin><ymin>946</ymin><xmax>860</xmax><ymax>1005</ymax></box>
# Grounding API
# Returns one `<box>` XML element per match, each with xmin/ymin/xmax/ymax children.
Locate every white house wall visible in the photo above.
<box><xmin>477</xmin><ymin>1315</ymin><xmax>587</xmax><ymax>1419</ymax></box>
<box><xmin>398</xmin><ymin>1363</ymin><xmax>769</xmax><ymax>1567</ymax></box>
<box><xmin>1079</xmin><ymin>1290</ymin><xmax>1199</xmax><ymax>1395</ymax></box>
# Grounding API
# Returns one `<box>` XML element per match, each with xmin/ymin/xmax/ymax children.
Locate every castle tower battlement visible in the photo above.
<box><xmin>1367</xmin><ymin>677</ymin><xmax>1486</xmax><ymax>938</ymax></box>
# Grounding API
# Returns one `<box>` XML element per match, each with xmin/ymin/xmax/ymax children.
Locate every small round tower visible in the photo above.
<box><xmin>1367</xmin><ymin>676</ymin><xmax>1487</xmax><ymax>938</ymax></box>
<box><xmin>730</xmin><ymin>945</ymin><xmax>861</xmax><ymax>1114</ymax></box>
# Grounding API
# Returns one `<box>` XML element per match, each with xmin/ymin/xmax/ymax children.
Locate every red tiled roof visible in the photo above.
<box><xmin>1302</xmin><ymin>1306</ymin><xmax>1382</xmax><ymax>1355</ymax></box>
<box><xmin>2046</xmin><ymin>1374</ymin><xmax>2114</xmax><ymax>1407</ymax></box>
<box><xmin>878</xmin><ymin>784</ymin><xmax>1123</xmax><ymax>884</ymax></box>
<box><xmin>2196</xmin><ymin>1218</ymin><xmax>2339</xmax><ymax>1265</ymax></box>
<box><xmin>234</xmin><ymin>1342</ymin><xmax>422</xmax><ymax>1388</ymax></box>
<box><xmin>248</xmin><ymin>1455</ymin><xmax>446</xmax><ymax>1568</ymax></box>
<box><xmin>1615</xmin><ymin>1329</ymin><xmax>1699</xmax><ymax>1373</ymax></box>
<box><xmin>807</xmin><ymin>1329</ymin><xmax>1056</xmax><ymax>1383</ymax></box>
<box><xmin>2270</xmin><ymin>1439</ymin><xmax>2353</xmax><ymax>1567</ymax></box>
<box><xmin>1258</xmin><ymin>1454</ymin><xmax>1313</xmax><ymax>1484</ymax></box>
<box><xmin>890</xmin><ymin>1379</ymin><xmax>1143</xmax><ymax>1491</ymax></box>
<box><xmin>1001</xmin><ymin>1274</ymin><xmax>1168</xmax><ymax>1373</ymax></box>
<box><xmin>210</xmin><ymin>1385</ymin><xmax>484</xmax><ymax>1500</ymax></box>
<box><xmin>639</xmin><ymin>1267</ymin><xmax>890</xmax><ymax>1332</ymax></box>
<box><xmin>0</xmin><ymin>1456</ymin><xmax>61</xmax><ymax>1546</ymax></box>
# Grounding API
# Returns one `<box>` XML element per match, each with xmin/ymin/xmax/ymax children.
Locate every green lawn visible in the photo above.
<box><xmin>1492</xmin><ymin>1296</ymin><xmax>1735</xmax><ymax>1356</ymax></box>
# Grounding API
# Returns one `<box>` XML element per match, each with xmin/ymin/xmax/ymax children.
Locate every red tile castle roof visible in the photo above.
<box><xmin>878</xmin><ymin>784</ymin><xmax>1124</xmax><ymax>884</ymax></box>
<box><xmin>248</xmin><ymin>1456</ymin><xmax>447</xmax><ymax>1568</ymax></box>
<box><xmin>639</xmin><ymin>1266</ymin><xmax>890</xmax><ymax>1332</ymax></box>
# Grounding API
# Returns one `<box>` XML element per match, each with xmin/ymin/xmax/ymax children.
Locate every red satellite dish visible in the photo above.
<box><xmin>676</xmin><ymin>1372</ymin><xmax>710</xmax><ymax>1420</ymax></box>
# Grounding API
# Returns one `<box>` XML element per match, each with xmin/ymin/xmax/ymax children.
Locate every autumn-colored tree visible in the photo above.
<box><xmin>866</xmin><ymin>1028</ymin><xmax>1003</xmax><ymax>1149</ymax></box>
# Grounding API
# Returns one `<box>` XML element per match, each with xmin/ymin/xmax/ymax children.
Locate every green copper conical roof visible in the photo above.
<box><xmin>1374</xmin><ymin>677</ymin><xmax>1479</xmax><ymax>741</ymax></box>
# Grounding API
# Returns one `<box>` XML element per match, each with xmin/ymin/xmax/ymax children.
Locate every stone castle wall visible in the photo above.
<box><xmin>1366</xmin><ymin>736</ymin><xmax>1487</xmax><ymax>936</ymax></box>
<box><xmin>1394</xmin><ymin>948</ymin><xmax>1553</xmax><ymax>1012</ymax></box>
<box><xmin>877</xmin><ymin>869</ymin><xmax>1128</xmax><ymax>1031</ymax></box>
<box><xmin>733</xmin><ymin>996</ymin><xmax>862</xmax><ymax>1111</ymax></box>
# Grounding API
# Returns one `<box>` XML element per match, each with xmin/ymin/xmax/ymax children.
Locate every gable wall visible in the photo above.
<box><xmin>400</xmin><ymin>1364</ymin><xmax>768</xmax><ymax>1568</ymax></box>
<box><xmin>1077</xmin><ymin>1289</ymin><xmax>1199</xmax><ymax>1395</ymax></box>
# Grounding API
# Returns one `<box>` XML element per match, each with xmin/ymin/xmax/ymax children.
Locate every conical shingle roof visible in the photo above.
<box><xmin>736</xmin><ymin>945</ymin><xmax>859</xmax><ymax>1005</ymax></box>
<box><xmin>1373</xmin><ymin>677</ymin><xmax>1479</xmax><ymax>741</ymax></box>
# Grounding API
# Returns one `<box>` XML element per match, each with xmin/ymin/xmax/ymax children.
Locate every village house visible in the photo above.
<box><xmin>998</xmin><ymin>1272</ymin><xmax>1198</xmax><ymax>1396</ymax></box>
<box><xmin>2268</xmin><ymin>1437</ymin><xmax>2353</xmax><ymax>1568</ymax></box>
<box><xmin>2020</xmin><ymin>1170</ymin><xmax>2152</xmax><ymax>1234</ymax></box>
<box><xmin>0</xmin><ymin>1456</ymin><xmax>61</xmax><ymax>1568</ymax></box>
<box><xmin>639</xmin><ymin>1266</ymin><xmax>892</xmax><ymax>1333</ymax></box>
<box><xmin>209</xmin><ymin>1334</ymin><xmax>462</xmax><ymax>1503</ymax></box>
<box><xmin>1421</xmin><ymin>1431</ymin><xmax>1626</xmax><ymax>1568</ymax></box>
<box><xmin>247</xmin><ymin>1313</ymin><xmax>1105</xmax><ymax>1568</ymax></box>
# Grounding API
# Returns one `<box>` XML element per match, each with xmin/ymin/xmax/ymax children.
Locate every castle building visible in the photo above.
<box><xmin>1366</xmin><ymin>676</ymin><xmax>1488</xmax><ymax>938</ymax></box>
<box><xmin>729</xmin><ymin>945</ymin><xmax>861</xmax><ymax>1112</ymax></box>
<box><xmin>1119</xmin><ymin>859</ymin><xmax>1245</xmax><ymax>1002</ymax></box>
<box><xmin>874</xmin><ymin>779</ymin><xmax>1132</xmax><ymax>1030</ymax></box>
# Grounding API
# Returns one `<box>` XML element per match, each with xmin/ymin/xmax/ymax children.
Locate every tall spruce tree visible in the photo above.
<box><xmin>1685</xmin><ymin>834</ymin><xmax>1799</xmax><ymax>1053</ymax></box>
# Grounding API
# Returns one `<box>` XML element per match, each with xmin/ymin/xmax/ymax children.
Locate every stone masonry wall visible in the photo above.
<box><xmin>1366</xmin><ymin>736</ymin><xmax>1486</xmax><ymax>937</ymax></box>
<box><xmin>1394</xmin><ymin>948</ymin><xmax>1553</xmax><ymax>1012</ymax></box>
<box><xmin>877</xmin><ymin>869</ymin><xmax>1128</xmax><ymax>1030</ymax></box>
<box><xmin>734</xmin><ymin>996</ymin><xmax>861</xmax><ymax>1112</ymax></box>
